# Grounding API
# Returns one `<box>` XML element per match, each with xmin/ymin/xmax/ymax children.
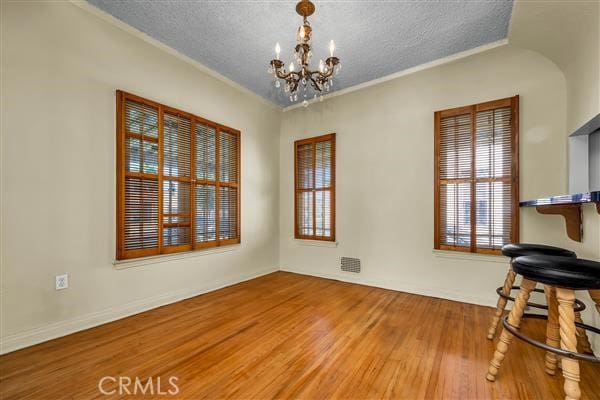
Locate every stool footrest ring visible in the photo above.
<box><xmin>501</xmin><ymin>315</ymin><xmax>599</xmax><ymax>363</ymax></box>
<box><xmin>496</xmin><ymin>286</ymin><xmax>586</xmax><ymax>312</ymax></box>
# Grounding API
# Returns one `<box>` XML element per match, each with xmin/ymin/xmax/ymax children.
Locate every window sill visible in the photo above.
<box><xmin>293</xmin><ymin>239</ymin><xmax>338</xmax><ymax>248</ymax></box>
<box><xmin>113</xmin><ymin>244</ymin><xmax>240</xmax><ymax>270</ymax></box>
<box><xmin>432</xmin><ymin>249</ymin><xmax>507</xmax><ymax>264</ymax></box>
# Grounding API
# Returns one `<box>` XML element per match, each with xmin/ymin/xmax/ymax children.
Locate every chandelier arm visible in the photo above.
<box><xmin>311</xmin><ymin>79</ymin><xmax>323</xmax><ymax>92</ymax></box>
<box><xmin>274</xmin><ymin>69</ymin><xmax>300</xmax><ymax>81</ymax></box>
<box><xmin>310</xmin><ymin>70</ymin><xmax>333</xmax><ymax>80</ymax></box>
<box><xmin>309</xmin><ymin>76</ymin><xmax>322</xmax><ymax>92</ymax></box>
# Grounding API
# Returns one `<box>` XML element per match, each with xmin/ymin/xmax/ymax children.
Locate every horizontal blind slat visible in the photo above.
<box><xmin>439</xmin><ymin>182</ymin><xmax>471</xmax><ymax>247</ymax></box>
<box><xmin>162</xmin><ymin>112</ymin><xmax>192</xmax><ymax>248</ymax></box>
<box><xmin>314</xmin><ymin>140</ymin><xmax>332</xmax><ymax>238</ymax></box>
<box><xmin>297</xmin><ymin>143</ymin><xmax>313</xmax><ymax>189</ymax></box>
<box><xmin>439</xmin><ymin>113</ymin><xmax>472</xmax><ymax>180</ymax></box>
<box><xmin>296</xmin><ymin>141</ymin><xmax>314</xmax><ymax>236</ymax></box>
<box><xmin>123</xmin><ymin>99</ymin><xmax>160</xmax><ymax>253</ymax></box>
<box><xmin>218</xmin><ymin>130</ymin><xmax>239</xmax><ymax>241</ymax></box>
<box><xmin>125</xmin><ymin>100</ymin><xmax>158</xmax><ymax>138</ymax></box>
<box><xmin>475</xmin><ymin>106</ymin><xmax>513</xmax><ymax>250</ymax></box>
<box><xmin>195</xmin><ymin>123</ymin><xmax>216</xmax><ymax>181</ymax></box>
<box><xmin>219</xmin><ymin>131</ymin><xmax>238</xmax><ymax>184</ymax></box>
<box><xmin>297</xmin><ymin>191</ymin><xmax>314</xmax><ymax>236</ymax></box>
<box><xmin>194</xmin><ymin>123</ymin><xmax>218</xmax><ymax>244</ymax></box>
<box><xmin>125</xmin><ymin>101</ymin><xmax>159</xmax><ymax>174</ymax></box>
<box><xmin>124</xmin><ymin>177</ymin><xmax>159</xmax><ymax>250</ymax></box>
<box><xmin>219</xmin><ymin>186</ymin><xmax>237</xmax><ymax>240</ymax></box>
<box><xmin>163</xmin><ymin>113</ymin><xmax>191</xmax><ymax>178</ymax></box>
<box><xmin>195</xmin><ymin>184</ymin><xmax>216</xmax><ymax>242</ymax></box>
<box><xmin>163</xmin><ymin>180</ymin><xmax>191</xmax><ymax>246</ymax></box>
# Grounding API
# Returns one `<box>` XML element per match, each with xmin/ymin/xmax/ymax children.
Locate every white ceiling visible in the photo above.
<box><xmin>88</xmin><ymin>0</ymin><xmax>514</xmax><ymax>107</ymax></box>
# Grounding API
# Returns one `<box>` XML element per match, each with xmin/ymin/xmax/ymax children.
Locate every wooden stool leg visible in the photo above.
<box><xmin>487</xmin><ymin>264</ymin><xmax>517</xmax><ymax>339</ymax></box>
<box><xmin>589</xmin><ymin>289</ymin><xmax>600</xmax><ymax>314</ymax></box>
<box><xmin>557</xmin><ymin>287</ymin><xmax>581</xmax><ymax>400</ymax></box>
<box><xmin>486</xmin><ymin>278</ymin><xmax>536</xmax><ymax>382</ymax></box>
<box><xmin>574</xmin><ymin>311</ymin><xmax>594</xmax><ymax>354</ymax></box>
<box><xmin>544</xmin><ymin>285</ymin><xmax>560</xmax><ymax>375</ymax></box>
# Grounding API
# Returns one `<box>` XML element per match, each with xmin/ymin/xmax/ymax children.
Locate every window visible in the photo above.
<box><xmin>434</xmin><ymin>96</ymin><xmax>519</xmax><ymax>254</ymax></box>
<box><xmin>294</xmin><ymin>133</ymin><xmax>336</xmax><ymax>241</ymax></box>
<box><xmin>116</xmin><ymin>91</ymin><xmax>240</xmax><ymax>260</ymax></box>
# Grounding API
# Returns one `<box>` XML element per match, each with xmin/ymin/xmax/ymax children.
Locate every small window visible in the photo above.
<box><xmin>434</xmin><ymin>96</ymin><xmax>519</xmax><ymax>254</ymax></box>
<box><xmin>294</xmin><ymin>133</ymin><xmax>336</xmax><ymax>241</ymax></box>
<box><xmin>117</xmin><ymin>91</ymin><xmax>240</xmax><ymax>260</ymax></box>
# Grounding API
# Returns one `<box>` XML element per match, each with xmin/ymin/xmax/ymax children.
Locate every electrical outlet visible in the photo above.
<box><xmin>55</xmin><ymin>274</ymin><xmax>69</xmax><ymax>290</ymax></box>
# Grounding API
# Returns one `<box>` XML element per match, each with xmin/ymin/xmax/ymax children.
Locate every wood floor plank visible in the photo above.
<box><xmin>1</xmin><ymin>272</ymin><xmax>599</xmax><ymax>399</ymax></box>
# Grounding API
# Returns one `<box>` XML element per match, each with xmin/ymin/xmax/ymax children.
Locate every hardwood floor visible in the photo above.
<box><xmin>1</xmin><ymin>271</ymin><xmax>599</xmax><ymax>399</ymax></box>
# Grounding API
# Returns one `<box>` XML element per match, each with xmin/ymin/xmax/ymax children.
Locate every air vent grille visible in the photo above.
<box><xmin>341</xmin><ymin>257</ymin><xmax>361</xmax><ymax>273</ymax></box>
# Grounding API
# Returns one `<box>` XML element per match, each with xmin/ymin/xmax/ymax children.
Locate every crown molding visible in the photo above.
<box><xmin>70</xmin><ymin>1</ymin><xmax>282</xmax><ymax>111</ymax></box>
<box><xmin>283</xmin><ymin>39</ymin><xmax>509</xmax><ymax>112</ymax></box>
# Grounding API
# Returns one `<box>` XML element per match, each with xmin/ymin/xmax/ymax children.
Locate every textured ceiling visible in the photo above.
<box><xmin>88</xmin><ymin>0</ymin><xmax>513</xmax><ymax>107</ymax></box>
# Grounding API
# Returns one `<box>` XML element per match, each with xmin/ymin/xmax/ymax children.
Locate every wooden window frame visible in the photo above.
<box><xmin>434</xmin><ymin>96</ymin><xmax>519</xmax><ymax>255</ymax></box>
<box><xmin>294</xmin><ymin>133</ymin><xmax>336</xmax><ymax>241</ymax></box>
<box><xmin>116</xmin><ymin>90</ymin><xmax>241</xmax><ymax>260</ymax></box>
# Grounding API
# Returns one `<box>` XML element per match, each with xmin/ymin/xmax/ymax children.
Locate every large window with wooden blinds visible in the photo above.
<box><xmin>295</xmin><ymin>134</ymin><xmax>336</xmax><ymax>241</ymax></box>
<box><xmin>116</xmin><ymin>91</ymin><xmax>240</xmax><ymax>260</ymax></box>
<box><xmin>434</xmin><ymin>96</ymin><xmax>519</xmax><ymax>255</ymax></box>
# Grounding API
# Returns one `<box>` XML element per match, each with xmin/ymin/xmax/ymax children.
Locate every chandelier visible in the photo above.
<box><xmin>268</xmin><ymin>0</ymin><xmax>341</xmax><ymax>107</ymax></box>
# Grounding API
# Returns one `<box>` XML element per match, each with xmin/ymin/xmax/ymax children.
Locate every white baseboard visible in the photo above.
<box><xmin>280</xmin><ymin>266</ymin><xmax>498</xmax><ymax>308</ymax></box>
<box><xmin>0</xmin><ymin>266</ymin><xmax>278</xmax><ymax>355</ymax></box>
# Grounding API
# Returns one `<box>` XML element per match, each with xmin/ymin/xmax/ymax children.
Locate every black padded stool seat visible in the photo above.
<box><xmin>487</xmin><ymin>243</ymin><xmax>584</xmax><ymax>342</ymax></box>
<box><xmin>513</xmin><ymin>256</ymin><xmax>600</xmax><ymax>290</ymax></box>
<box><xmin>502</xmin><ymin>243</ymin><xmax>576</xmax><ymax>259</ymax></box>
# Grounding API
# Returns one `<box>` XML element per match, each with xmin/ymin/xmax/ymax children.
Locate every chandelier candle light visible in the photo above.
<box><xmin>268</xmin><ymin>0</ymin><xmax>341</xmax><ymax>107</ymax></box>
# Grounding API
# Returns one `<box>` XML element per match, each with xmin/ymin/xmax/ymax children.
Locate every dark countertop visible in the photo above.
<box><xmin>520</xmin><ymin>191</ymin><xmax>600</xmax><ymax>207</ymax></box>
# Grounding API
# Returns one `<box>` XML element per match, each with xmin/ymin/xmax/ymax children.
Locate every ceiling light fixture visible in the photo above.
<box><xmin>268</xmin><ymin>0</ymin><xmax>341</xmax><ymax>107</ymax></box>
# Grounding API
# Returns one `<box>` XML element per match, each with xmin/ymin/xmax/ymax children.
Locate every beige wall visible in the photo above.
<box><xmin>510</xmin><ymin>0</ymin><xmax>600</xmax><ymax>193</ymax></box>
<box><xmin>0</xmin><ymin>2</ymin><xmax>281</xmax><ymax>353</ymax></box>
<box><xmin>510</xmin><ymin>0</ymin><xmax>599</xmax><ymax>132</ymax></box>
<box><xmin>279</xmin><ymin>44</ymin><xmax>599</xmax><ymax>316</ymax></box>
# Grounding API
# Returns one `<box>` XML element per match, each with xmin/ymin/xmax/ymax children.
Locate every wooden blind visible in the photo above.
<box><xmin>294</xmin><ymin>133</ymin><xmax>335</xmax><ymax>241</ymax></box>
<box><xmin>218</xmin><ymin>130</ymin><xmax>239</xmax><ymax>242</ymax></box>
<box><xmin>194</xmin><ymin>122</ymin><xmax>217</xmax><ymax>246</ymax></box>
<box><xmin>162</xmin><ymin>112</ymin><xmax>192</xmax><ymax>251</ymax></box>
<box><xmin>117</xmin><ymin>91</ymin><xmax>240</xmax><ymax>260</ymax></box>
<box><xmin>434</xmin><ymin>96</ymin><xmax>519</xmax><ymax>255</ymax></box>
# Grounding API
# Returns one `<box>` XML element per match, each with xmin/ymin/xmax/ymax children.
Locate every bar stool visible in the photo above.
<box><xmin>487</xmin><ymin>243</ymin><xmax>592</xmax><ymax>356</ymax></box>
<box><xmin>486</xmin><ymin>255</ymin><xmax>600</xmax><ymax>400</ymax></box>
